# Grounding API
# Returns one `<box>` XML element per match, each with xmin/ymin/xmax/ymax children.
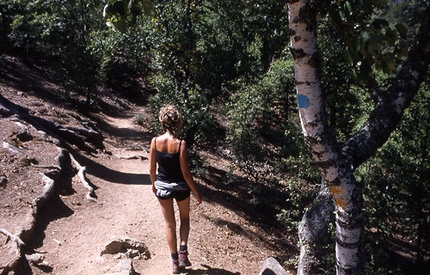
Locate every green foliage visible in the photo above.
<box><xmin>357</xmin><ymin>78</ymin><xmax>430</xmax><ymax>273</ymax></box>
<box><xmin>317</xmin><ymin>0</ymin><xmax>411</xmax><ymax>81</ymax></box>
<box><xmin>2</xmin><ymin>0</ymin><xmax>109</xmax><ymax>107</ymax></box>
<box><xmin>382</xmin><ymin>0</ymin><xmax>429</xmax><ymax>38</ymax></box>
<box><xmin>226</xmin><ymin>51</ymin><xmax>295</xmax><ymax>169</ymax></box>
<box><xmin>148</xmin><ymin>72</ymin><xmax>217</xmax><ymax>148</ymax></box>
<box><xmin>225</xmin><ymin>50</ymin><xmax>320</xmax><ymax>234</ymax></box>
<box><xmin>103</xmin><ymin>0</ymin><xmax>155</xmax><ymax>32</ymax></box>
<box><xmin>276</xmin><ymin>180</ymin><xmax>317</xmax><ymax>232</ymax></box>
<box><xmin>138</xmin><ymin>0</ymin><xmax>290</xmax><ymax>153</ymax></box>
<box><xmin>133</xmin><ymin>113</ymin><xmax>145</xmax><ymax>126</ymax></box>
<box><xmin>225</xmin><ymin>48</ymin><xmax>316</xmax><ymax>178</ymax></box>
<box><xmin>191</xmin><ymin>0</ymin><xmax>289</xmax><ymax>99</ymax></box>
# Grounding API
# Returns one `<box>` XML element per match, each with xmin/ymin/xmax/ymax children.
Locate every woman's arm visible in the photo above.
<box><xmin>149</xmin><ymin>137</ymin><xmax>157</xmax><ymax>193</ymax></box>
<box><xmin>179</xmin><ymin>141</ymin><xmax>202</xmax><ymax>204</ymax></box>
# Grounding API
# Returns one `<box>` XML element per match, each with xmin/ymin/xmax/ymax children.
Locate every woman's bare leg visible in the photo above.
<box><xmin>176</xmin><ymin>196</ymin><xmax>190</xmax><ymax>246</ymax></box>
<box><xmin>158</xmin><ymin>198</ymin><xmax>177</xmax><ymax>254</ymax></box>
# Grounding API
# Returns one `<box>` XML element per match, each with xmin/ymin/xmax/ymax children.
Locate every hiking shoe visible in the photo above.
<box><xmin>172</xmin><ymin>259</ymin><xmax>180</xmax><ymax>274</ymax></box>
<box><xmin>178</xmin><ymin>250</ymin><xmax>192</xmax><ymax>267</ymax></box>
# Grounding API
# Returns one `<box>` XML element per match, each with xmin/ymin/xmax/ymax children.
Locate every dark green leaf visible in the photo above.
<box><xmin>395</xmin><ymin>23</ymin><xmax>408</xmax><ymax>39</ymax></box>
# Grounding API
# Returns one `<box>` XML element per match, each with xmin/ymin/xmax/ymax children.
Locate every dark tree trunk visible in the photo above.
<box><xmin>298</xmin><ymin>184</ymin><xmax>335</xmax><ymax>275</ymax></box>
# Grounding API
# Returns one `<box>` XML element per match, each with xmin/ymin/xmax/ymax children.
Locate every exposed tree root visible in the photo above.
<box><xmin>0</xmin><ymin>94</ymin><xmax>104</xmax><ymax>152</ymax></box>
<box><xmin>69</xmin><ymin>153</ymin><xmax>98</xmax><ymax>202</ymax></box>
<box><xmin>0</xmin><ymin>169</ymin><xmax>56</xmax><ymax>275</ymax></box>
<box><xmin>118</xmin><ymin>154</ymin><xmax>148</xmax><ymax>160</ymax></box>
<box><xmin>0</xmin><ymin>229</ymin><xmax>24</xmax><ymax>275</ymax></box>
<box><xmin>0</xmin><ymin>146</ymin><xmax>98</xmax><ymax>274</ymax></box>
<box><xmin>2</xmin><ymin>94</ymin><xmax>102</xmax><ymax>197</ymax></box>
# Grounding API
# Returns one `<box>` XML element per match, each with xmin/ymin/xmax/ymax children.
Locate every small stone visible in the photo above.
<box><xmin>16</xmin><ymin>131</ymin><xmax>33</xmax><ymax>142</ymax></box>
<box><xmin>25</xmin><ymin>253</ymin><xmax>45</xmax><ymax>265</ymax></box>
<box><xmin>258</xmin><ymin>257</ymin><xmax>289</xmax><ymax>275</ymax></box>
<box><xmin>0</xmin><ymin>175</ymin><xmax>7</xmax><ymax>186</ymax></box>
<box><xmin>103</xmin><ymin>259</ymin><xmax>135</xmax><ymax>275</ymax></box>
<box><xmin>101</xmin><ymin>237</ymin><xmax>150</xmax><ymax>259</ymax></box>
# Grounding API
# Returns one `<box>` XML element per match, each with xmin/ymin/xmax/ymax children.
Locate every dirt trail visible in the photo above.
<box><xmin>27</xmin><ymin>111</ymin><xmax>274</xmax><ymax>275</ymax></box>
<box><xmin>1</xmin><ymin>56</ymin><xmax>293</xmax><ymax>275</ymax></box>
<box><xmin>27</xmin><ymin>112</ymin><xmax>169</xmax><ymax>274</ymax></box>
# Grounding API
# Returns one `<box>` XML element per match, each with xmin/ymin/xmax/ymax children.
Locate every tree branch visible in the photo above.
<box><xmin>343</xmin><ymin>6</ymin><xmax>430</xmax><ymax>169</ymax></box>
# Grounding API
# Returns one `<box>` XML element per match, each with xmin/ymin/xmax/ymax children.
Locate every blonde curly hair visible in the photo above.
<box><xmin>158</xmin><ymin>104</ymin><xmax>182</xmax><ymax>135</ymax></box>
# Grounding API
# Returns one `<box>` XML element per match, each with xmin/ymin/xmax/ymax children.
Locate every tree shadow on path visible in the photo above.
<box><xmin>70</xmin><ymin>147</ymin><xmax>150</xmax><ymax>185</ymax></box>
<box><xmin>186</xmin><ymin>264</ymin><xmax>241</xmax><ymax>275</ymax></box>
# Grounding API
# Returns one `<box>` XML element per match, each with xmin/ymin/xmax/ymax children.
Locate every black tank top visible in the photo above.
<box><xmin>155</xmin><ymin>139</ymin><xmax>186</xmax><ymax>183</ymax></box>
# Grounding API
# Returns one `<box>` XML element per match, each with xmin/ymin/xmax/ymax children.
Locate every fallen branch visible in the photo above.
<box><xmin>0</xmin><ymin>104</ymin><xmax>12</xmax><ymax>117</ymax></box>
<box><xmin>63</xmin><ymin>125</ymin><xmax>103</xmax><ymax>149</ymax></box>
<box><xmin>118</xmin><ymin>154</ymin><xmax>148</xmax><ymax>160</ymax></box>
<box><xmin>31</xmin><ymin>163</ymin><xmax>61</xmax><ymax>170</ymax></box>
<box><xmin>70</xmin><ymin>153</ymin><xmax>97</xmax><ymax>202</ymax></box>
<box><xmin>0</xmin><ymin>225</ymin><xmax>25</xmax><ymax>275</ymax></box>
<box><xmin>18</xmin><ymin>173</ymin><xmax>57</xmax><ymax>245</ymax></box>
<box><xmin>2</xmin><ymin>141</ymin><xmax>28</xmax><ymax>156</ymax></box>
<box><xmin>33</xmin><ymin>174</ymin><xmax>56</xmax><ymax>207</ymax></box>
<box><xmin>0</xmin><ymin>229</ymin><xmax>25</xmax><ymax>251</ymax></box>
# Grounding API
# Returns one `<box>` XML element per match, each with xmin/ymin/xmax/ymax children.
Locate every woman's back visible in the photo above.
<box><xmin>155</xmin><ymin>134</ymin><xmax>185</xmax><ymax>183</ymax></box>
<box><xmin>155</xmin><ymin>134</ymin><xmax>181</xmax><ymax>154</ymax></box>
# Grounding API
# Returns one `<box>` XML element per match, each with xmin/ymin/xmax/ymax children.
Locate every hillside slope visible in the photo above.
<box><xmin>0</xmin><ymin>56</ymin><xmax>296</xmax><ymax>275</ymax></box>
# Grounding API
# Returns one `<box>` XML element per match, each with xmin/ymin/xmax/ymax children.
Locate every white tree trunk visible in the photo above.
<box><xmin>288</xmin><ymin>1</ymin><xmax>430</xmax><ymax>274</ymax></box>
<box><xmin>287</xmin><ymin>1</ymin><xmax>363</xmax><ymax>274</ymax></box>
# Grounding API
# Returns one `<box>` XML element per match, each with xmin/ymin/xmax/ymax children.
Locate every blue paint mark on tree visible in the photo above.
<box><xmin>297</xmin><ymin>94</ymin><xmax>310</xmax><ymax>108</ymax></box>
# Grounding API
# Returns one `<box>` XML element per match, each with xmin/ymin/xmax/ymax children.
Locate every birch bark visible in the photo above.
<box><xmin>288</xmin><ymin>1</ymin><xmax>430</xmax><ymax>274</ymax></box>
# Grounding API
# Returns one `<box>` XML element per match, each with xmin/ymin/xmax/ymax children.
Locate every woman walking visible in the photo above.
<box><xmin>149</xmin><ymin>104</ymin><xmax>203</xmax><ymax>274</ymax></box>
